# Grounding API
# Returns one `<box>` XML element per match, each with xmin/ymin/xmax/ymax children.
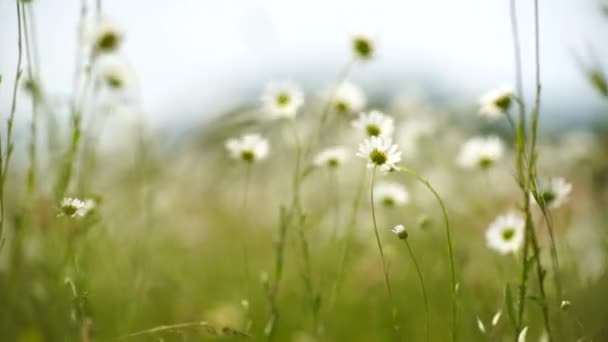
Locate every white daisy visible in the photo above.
<box><xmin>390</xmin><ymin>224</ymin><xmax>408</xmax><ymax>240</ymax></box>
<box><xmin>476</xmin><ymin>317</ymin><xmax>486</xmax><ymax>334</ymax></box>
<box><xmin>60</xmin><ymin>197</ymin><xmax>95</xmax><ymax>218</ymax></box>
<box><xmin>225</xmin><ymin>133</ymin><xmax>269</xmax><ymax>163</ymax></box>
<box><xmin>94</xmin><ymin>58</ymin><xmax>135</xmax><ymax>90</ymax></box>
<box><xmin>532</xmin><ymin>177</ymin><xmax>572</xmax><ymax>209</ymax></box>
<box><xmin>491</xmin><ymin>310</ymin><xmax>502</xmax><ymax>326</ymax></box>
<box><xmin>351</xmin><ymin>34</ymin><xmax>375</xmax><ymax>60</ymax></box>
<box><xmin>486</xmin><ymin>212</ymin><xmax>525</xmax><ymax>255</ymax></box>
<box><xmin>261</xmin><ymin>81</ymin><xmax>304</xmax><ymax>119</ymax></box>
<box><xmin>90</xmin><ymin>18</ymin><xmax>124</xmax><ymax>54</ymax></box>
<box><xmin>356</xmin><ymin>136</ymin><xmax>401</xmax><ymax>173</ymax></box>
<box><xmin>352</xmin><ymin>110</ymin><xmax>395</xmax><ymax>138</ymax></box>
<box><xmin>331</xmin><ymin>81</ymin><xmax>366</xmax><ymax>115</ymax></box>
<box><xmin>479</xmin><ymin>85</ymin><xmax>513</xmax><ymax>119</ymax></box>
<box><xmin>374</xmin><ymin>181</ymin><xmax>409</xmax><ymax>207</ymax></box>
<box><xmin>313</xmin><ymin>146</ymin><xmax>349</xmax><ymax>168</ymax></box>
<box><xmin>457</xmin><ymin>136</ymin><xmax>504</xmax><ymax>169</ymax></box>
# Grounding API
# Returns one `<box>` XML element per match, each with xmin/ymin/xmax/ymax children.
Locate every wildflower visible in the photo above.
<box><xmin>356</xmin><ymin>136</ymin><xmax>401</xmax><ymax>172</ymax></box>
<box><xmin>351</xmin><ymin>34</ymin><xmax>375</xmax><ymax>60</ymax></box>
<box><xmin>560</xmin><ymin>300</ymin><xmax>571</xmax><ymax>311</ymax></box>
<box><xmin>90</xmin><ymin>18</ymin><xmax>124</xmax><ymax>54</ymax></box>
<box><xmin>486</xmin><ymin>212</ymin><xmax>525</xmax><ymax>255</ymax></box>
<box><xmin>313</xmin><ymin>146</ymin><xmax>349</xmax><ymax>169</ymax></box>
<box><xmin>225</xmin><ymin>133</ymin><xmax>269</xmax><ymax>163</ymax></box>
<box><xmin>532</xmin><ymin>177</ymin><xmax>572</xmax><ymax>209</ymax></box>
<box><xmin>457</xmin><ymin>136</ymin><xmax>504</xmax><ymax>170</ymax></box>
<box><xmin>479</xmin><ymin>85</ymin><xmax>513</xmax><ymax>119</ymax></box>
<box><xmin>261</xmin><ymin>81</ymin><xmax>304</xmax><ymax>119</ymax></box>
<box><xmin>59</xmin><ymin>197</ymin><xmax>95</xmax><ymax>218</ymax></box>
<box><xmin>391</xmin><ymin>225</ymin><xmax>408</xmax><ymax>240</ymax></box>
<box><xmin>352</xmin><ymin>110</ymin><xmax>395</xmax><ymax>138</ymax></box>
<box><xmin>331</xmin><ymin>81</ymin><xmax>366</xmax><ymax>115</ymax></box>
<box><xmin>374</xmin><ymin>181</ymin><xmax>409</xmax><ymax>207</ymax></box>
<box><xmin>95</xmin><ymin>59</ymin><xmax>134</xmax><ymax>90</ymax></box>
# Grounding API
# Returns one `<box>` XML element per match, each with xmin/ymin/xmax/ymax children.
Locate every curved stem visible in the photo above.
<box><xmin>396</xmin><ymin>166</ymin><xmax>457</xmax><ymax>341</ymax></box>
<box><xmin>404</xmin><ymin>239</ymin><xmax>430</xmax><ymax>342</ymax></box>
<box><xmin>370</xmin><ymin>167</ymin><xmax>400</xmax><ymax>336</ymax></box>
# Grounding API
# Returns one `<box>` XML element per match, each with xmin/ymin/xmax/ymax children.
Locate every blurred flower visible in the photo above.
<box><xmin>457</xmin><ymin>136</ymin><xmax>504</xmax><ymax>169</ymax></box>
<box><xmin>352</xmin><ymin>110</ymin><xmax>395</xmax><ymax>138</ymax></box>
<box><xmin>351</xmin><ymin>34</ymin><xmax>374</xmax><ymax>60</ymax></box>
<box><xmin>331</xmin><ymin>81</ymin><xmax>366</xmax><ymax>115</ymax></box>
<box><xmin>532</xmin><ymin>177</ymin><xmax>572</xmax><ymax>209</ymax></box>
<box><xmin>390</xmin><ymin>224</ymin><xmax>408</xmax><ymax>240</ymax></box>
<box><xmin>486</xmin><ymin>212</ymin><xmax>525</xmax><ymax>255</ymax></box>
<box><xmin>95</xmin><ymin>59</ymin><xmax>135</xmax><ymax>90</ymax></box>
<box><xmin>59</xmin><ymin>197</ymin><xmax>95</xmax><ymax>218</ymax></box>
<box><xmin>225</xmin><ymin>133</ymin><xmax>269</xmax><ymax>163</ymax></box>
<box><xmin>560</xmin><ymin>300</ymin><xmax>571</xmax><ymax>311</ymax></box>
<box><xmin>357</xmin><ymin>136</ymin><xmax>401</xmax><ymax>172</ymax></box>
<box><xmin>90</xmin><ymin>18</ymin><xmax>124</xmax><ymax>54</ymax></box>
<box><xmin>479</xmin><ymin>85</ymin><xmax>513</xmax><ymax>119</ymax></box>
<box><xmin>313</xmin><ymin>146</ymin><xmax>349</xmax><ymax>169</ymax></box>
<box><xmin>261</xmin><ymin>81</ymin><xmax>304</xmax><ymax>119</ymax></box>
<box><xmin>374</xmin><ymin>181</ymin><xmax>409</xmax><ymax>207</ymax></box>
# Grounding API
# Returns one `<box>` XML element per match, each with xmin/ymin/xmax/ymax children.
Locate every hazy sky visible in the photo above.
<box><xmin>1</xmin><ymin>0</ymin><xmax>607</xmax><ymax>127</ymax></box>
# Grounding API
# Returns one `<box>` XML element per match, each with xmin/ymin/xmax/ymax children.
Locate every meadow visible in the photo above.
<box><xmin>1</xmin><ymin>1</ymin><xmax>608</xmax><ymax>341</ymax></box>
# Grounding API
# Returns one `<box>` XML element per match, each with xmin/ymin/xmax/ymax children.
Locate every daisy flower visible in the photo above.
<box><xmin>532</xmin><ymin>177</ymin><xmax>572</xmax><ymax>209</ymax></box>
<box><xmin>457</xmin><ymin>136</ymin><xmax>504</xmax><ymax>169</ymax></box>
<box><xmin>331</xmin><ymin>81</ymin><xmax>366</xmax><ymax>115</ymax></box>
<box><xmin>90</xmin><ymin>18</ymin><xmax>124</xmax><ymax>54</ymax></box>
<box><xmin>356</xmin><ymin>136</ymin><xmax>401</xmax><ymax>172</ymax></box>
<box><xmin>374</xmin><ymin>181</ymin><xmax>409</xmax><ymax>207</ymax></box>
<box><xmin>351</xmin><ymin>34</ymin><xmax>375</xmax><ymax>60</ymax></box>
<box><xmin>486</xmin><ymin>212</ymin><xmax>525</xmax><ymax>255</ymax></box>
<box><xmin>352</xmin><ymin>110</ymin><xmax>395</xmax><ymax>138</ymax></box>
<box><xmin>95</xmin><ymin>58</ymin><xmax>135</xmax><ymax>90</ymax></box>
<box><xmin>479</xmin><ymin>85</ymin><xmax>513</xmax><ymax>119</ymax></box>
<box><xmin>225</xmin><ymin>133</ymin><xmax>269</xmax><ymax>163</ymax></box>
<box><xmin>390</xmin><ymin>224</ymin><xmax>408</xmax><ymax>240</ymax></box>
<box><xmin>261</xmin><ymin>81</ymin><xmax>304</xmax><ymax>119</ymax></box>
<box><xmin>59</xmin><ymin>197</ymin><xmax>95</xmax><ymax>218</ymax></box>
<box><xmin>313</xmin><ymin>146</ymin><xmax>349</xmax><ymax>169</ymax></box>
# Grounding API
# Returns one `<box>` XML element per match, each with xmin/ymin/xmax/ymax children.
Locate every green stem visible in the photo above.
<box><xmin>370</xmin><ymin>167</ymin><xmax>400</xmax><ymax>336</ymax></box>
<box><xmin>396</xmin><ymin>166</ymin><xmax>457</xmax><ymax>341</ymax></box>
<box><xmin>404</xmin><ymin>239</ymin><xmax>430</xmax><ymax>342</ymax></box>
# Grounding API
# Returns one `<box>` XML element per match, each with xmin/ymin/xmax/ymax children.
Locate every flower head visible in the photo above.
<box><xmin>261</xmin><ymin>81</ymin><xmax>304</xmax><ymax>119</ymax></box>
<box><xmin>374</xmin><ymin>181</ymin><xmax>409</xmax><ymax>207</ymax></box>
<box><xmin>90</xmin><ymin>18</ymin><xmax>124</xmax><ymax>54</ymax></box>
<box><xmin>331</xmin><ymin>81</ymin><xmax>366</xmax><ymax>115</ymax></box>
<box><xmin>391</xmin><ymin>225</ymin><xmax>408</xmax><ymax>240</ymax></box>
<box><xmin>225</xmin><ymin>133</ymin><xmax>270</xmax><ymax>163</ymax></box>
<box><xmin>313</xmin><ymin>146</ymin><xmax>349</xmax><ymax>169</ymax></box>
<box><xmin>352</xmin><ymin>110</ymin><xmax>395</xmax><ymax>138</ymax></box>
<box><xmin>351</xmin><ymin>34</ymin><xmax>375</xmax><ymax>60</ymax></box>
<box><xmin>59</xmin><ymin>197</ymin><xmax>95</xmax><ymax>218</ymax></box>
<box><xmin>479</xmin><ymin>85</ymin><xmax>513</xmax><ymax>119</ymax></box>
<box><xmin>532</xmin><ymin>177</ymin><xmax>572</xmax><ymax>209</ymax></box>
<box><xmin>95</xmin><ymin>58</ymin><xmax>135</xmax><ymax>90</ymax></box>
<box><xmin>486</xmin><ymin>212</ymin><xmax>525</xmax><ymax>255</ymax></box>
<box><xmin>457</xmin><ymin>136</ymin><xmax>504</xmax><ymax>169</ymax></box>
<box><xmin>356</xmin><ymin>136</ymin><xmax>401</xmax><ymax>172</ymax></box>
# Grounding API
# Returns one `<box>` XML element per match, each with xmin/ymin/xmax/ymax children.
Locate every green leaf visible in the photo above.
<box><xmin>504</xmin><ymin>283</ymin><xmax>517</xmax><ymax>329</ymax></box>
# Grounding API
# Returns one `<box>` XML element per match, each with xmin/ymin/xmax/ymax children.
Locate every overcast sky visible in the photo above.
<box><xmin>1</xmin><ymin>0</ymin><xmax>607</xmax><ymax>128</ymax></box>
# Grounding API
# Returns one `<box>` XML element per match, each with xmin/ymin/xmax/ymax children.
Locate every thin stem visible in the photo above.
<box><xmin>23</xmin><ymin>4</ymin><xmax>38</xmax><ymax>196</ymax></box>
<box><xmin>116</xmin><ymin>321</ymin><xmax>249</xmax><ymax>340</ymax></box>
<box><xmin>370</xmin><ymin>167</ymin><xmax>400</xmax><ymax>336</ymax></box>
<box><xmin>404</xmin><ymin>239</ymin><xmax>430</xmax><ymax>342</ymax></box>
<box><xmin>0</xmin><ymin>0</ymin><xmax>25</xmax><ymax>248</ymax></box>
<box><xmin>396</xmin><ymin>166</ymin><xmax>457</xmax><ymax>341</ymax></box>
<box><xmin>329</xmin><ymin>168</ymin><xmax>340</xmax><ymax>241</ymax></box>
<box><xmin>240</xmin><ymin>163</ymin><xmax>253</xmax><ymax>327</ymax></box>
